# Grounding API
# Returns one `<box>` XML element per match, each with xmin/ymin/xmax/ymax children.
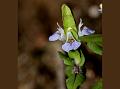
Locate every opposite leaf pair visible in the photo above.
<box><xmin>58</xmin><ymin>50</ymin><xmax>85</xmax><ymax>67</ymax></box>
<box><xmin>58</xmin><ymin>51</ymin><xmax>85</xmax><ymax>89</ymax></box>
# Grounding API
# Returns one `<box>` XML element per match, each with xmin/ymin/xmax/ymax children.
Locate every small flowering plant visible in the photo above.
<box><xmin>49</xmin><ymin>4</ymin><xmax>103</xmax><ymax>89</ymax></box>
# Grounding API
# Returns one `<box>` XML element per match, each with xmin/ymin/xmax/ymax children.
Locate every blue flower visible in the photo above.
<box><xmin>49</xmin><ymin>18</ymin><xmax>95</xmax><ymax>52</ymax></box>
<box><xmin>78</xmin><ymin>19</ymin><xmax>95</xmax><ymax>37</ymax></box>
<box><xmin>81</xmin><ymin>26</ymin><xmax>95</xmax><ymax>35</ymax></box>
<box><xmin>49</xmin><ymin>23</ymin><xmax>65</xmax><ymax>41</ymax></box>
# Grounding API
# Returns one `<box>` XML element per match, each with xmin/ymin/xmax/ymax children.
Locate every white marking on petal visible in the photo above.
<box><xmin>57</xmin><ymin>22</ymin><xmax>66</xmax><ymax>41</ymax></box>
<box><xmin>78</xmin><ymin>18</ymin><xmax>83</xmax><ymax>31</ymax></box>
<box><xmin>78</xmin><ymin>18</ymin><xmax>84</xmax><ymax>37</ymax></box>
<box><xmin>66</xmin><ymin>31</ymin><xmax>74</xmax><ymax>42</ymax></box>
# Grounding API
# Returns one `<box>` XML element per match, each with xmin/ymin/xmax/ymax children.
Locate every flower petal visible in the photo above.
<box><xmin>57</xmin><ymin>22</ymin><xmax>66</xmax><ymax>41</ymax></box>
<box><xmin>57</xmin><ymin>22</ymin><xmax>64</xmax><ymax>35</ymax></box>
<box><xmin>81</xmin><ymin>26</ymin><xmax>95</xmax><ymax>35</ymax></box>
<box><xmin>49</xmin><ymin>33</ymin><xmax>60</xmax><ymax>41</ymax></box>
<box><xmin>78</xmin><ymin>18</ymin><xmax>83</xmax><ymax>30</ymax></box>
<box><xmin>66</xmin><ymin>31</ymin><xmax>73</xmax><ymax>40</ymax></box>
<box><xmin>78</xmin><ymin>29</ymin><xmax>84</xmax><ymax>37</ymax></box>
<box><xmin>78</xmin><ymin>18</ymin><xmax>84</xmax><ymax>37</ymax></box>
<box><xmin>62</xmin><ymin>43</ymin><xmax>73</xmax><ymax>52</ymax></box>
<box><xmin>71</xmin><ymin>41</ymin><xmax>81</xmax><ymax>50</ymax></box>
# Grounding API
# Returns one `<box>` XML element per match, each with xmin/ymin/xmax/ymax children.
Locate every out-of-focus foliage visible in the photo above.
<box><xmin>91</xmin><ymin>79</ymin><xmax>103</xmax><ymax>89</ymax></box>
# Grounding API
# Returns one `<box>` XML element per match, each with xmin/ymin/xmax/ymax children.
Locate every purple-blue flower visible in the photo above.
<box><xmin>78</xmin><ymin>19</ymin><xmax>95</xmax><ymax>37</ymax></box>
<box><xmin>81</xmin><ymin>26</ymin><xmax>95</xmax><ymax>35</ymax></box>
<box><xmin>49</xmin><ymin>18</ymin><xmax>95</xmax><ymax>52</ymax></box>
<box><xmin>49</xmin><ymin>23</ymin><xmax>65</xmax><ymax>41</ymax></box>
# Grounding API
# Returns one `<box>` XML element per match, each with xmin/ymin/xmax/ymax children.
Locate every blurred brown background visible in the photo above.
<box><xmin>18</xmin><ymin>0</ymin><xmax>102</xmax><ymax>89</ymax></box>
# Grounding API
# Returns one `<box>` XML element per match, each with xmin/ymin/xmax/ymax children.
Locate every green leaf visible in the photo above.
<box><xmin>66</xmin><ymin>73</ymin><xmax>85</xmax><ymax>89</ymax></box>
<box><xmin>79</xmin><ymin>50</ymin><xmax>85</xmax><ymax>67</ymax></box>
<box><xmin>58</xmin><ymin>51</ymin><xmax>74</xmax><ymax>66</ymax></box>
<box><xmin>61</xmin><ymin>4</ymin><xmax>78</xmax><ymax>40</ymax></box>
<box><xmin>66</xmin><ymin>74</ymin><xmax>75</xmax><ymax>89</ymax></box>
<box><xmin>65</xmin><ymin>65</ymin><xmax>74</xmax><ymax>77</ymax></box>
<box><xmin>79</xmin><ymin>34</ymin><xmax>102</xmax><ymax>43</ymax></box>
<box><xmin>91</xmin><ymin>79</ymin><xmax>103</xmax><ymax>89</ymax></box>
<box><xmin>87</xmin><ymin>42</ymin><xmax>103</xmax><ymax>55</ymax></box>
<box><xmin>73</xmin><ymin>74</ymin><xmax>85</xmax><ymax>89</ymax></box>
<box><xmin>96</xmin><ymin>41</ymin><xmax>103</xmax><ymax>47</ymax></box>
<box><xmin>68</xmin><ymin>50</ymin><xmax>81</xmax><ymax>65</ymax></box>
